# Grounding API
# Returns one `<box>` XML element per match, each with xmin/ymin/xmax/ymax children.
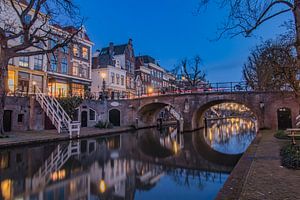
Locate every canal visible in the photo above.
<box><xmin>0</xmin><ymin>117</ymin><xmax>256</xmax><ymax>200</ymax></box>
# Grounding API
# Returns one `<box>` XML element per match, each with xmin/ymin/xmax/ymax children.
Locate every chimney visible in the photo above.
<box><xmin>128</xmin><ymin>38</ymin><xmax>133</xmax><ymax>46</ymax></box>
<box><xmin>109</xmin><ymin>42</ymin><xmax>114</xmax><ymax>55</ymax></box>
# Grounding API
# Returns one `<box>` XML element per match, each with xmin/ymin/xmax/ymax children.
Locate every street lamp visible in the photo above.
<box><xmin>100</xmin><ymin>72</ymin><xmax>106</xmax><ymax>99</ymax></box>
<box><xmin>32</xmin><ymin>81</ymin><xmax>37</xmax><ymax>93</ymax></box>
<box><xmin>148</xmin><ymin>87</ymin><xmax>153</xmax><ymax>96</ymax></box>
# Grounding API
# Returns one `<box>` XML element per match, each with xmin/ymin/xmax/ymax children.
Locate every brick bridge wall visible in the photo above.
<box><xmin>106</xmin><ymin>92</ymin><xmax>300</xmax><ymax>131</ymax></box>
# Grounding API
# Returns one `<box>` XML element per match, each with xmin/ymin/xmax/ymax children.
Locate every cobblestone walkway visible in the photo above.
<box><xmin>217</xmin><ymin>130</ymin><xmax>300</xmax><ymax>200</ymax></box>
<box><xmin>0</xmin><ymin>127</ymin><xmax>134</xmax><ymax>148</ymax></box>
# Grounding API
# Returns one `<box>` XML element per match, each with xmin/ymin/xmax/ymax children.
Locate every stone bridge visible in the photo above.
<box><xmin>104</xmin><ymin>91</ymin><xmax>300</xmax><ymax>131</ymax></box>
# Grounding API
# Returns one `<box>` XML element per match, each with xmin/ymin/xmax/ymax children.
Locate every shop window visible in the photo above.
<box><xmin>19</xmin><ymin>56</ymin><xmax>29</xmax><ymax>68</ymax></box>
<box><xmin>32</xmin><ymin>75</ymin><xmax>43</xmax><ymax>92</ymax></box>
<box><xmin>18</xmin><ymin>72</ymin><xmax>30</xmax><ymax>94</ymax></box>
<box><xmin>89</xmin><ymin>109</ymin><xmax>96</xmax><ymax>121</ymax></box>
<box><xmin>34</xmin><ymin>54</ymin><xmax>43</xmax><ymax>70</ymax></box>
<box><xmin>82</xmin><ymin>47</ymin><xmax>88</xmax><ymax>60</ymax></box>
<box><xmin>17</xmin><ymin>114</ymin><xmax>24</xmax><ymax>123</ymax></box>
<box><xmin>71</xmin><ymin>83</ymin><xmax>84</xmax><ymax>97</ymax></box>
<box><xmin>8</xmin><ymin>71</ymin><xmax>15</xmax><ymax>93</ymax></box>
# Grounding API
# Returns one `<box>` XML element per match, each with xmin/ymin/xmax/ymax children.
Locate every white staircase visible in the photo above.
<box><xmin>31</xmin><ymin>141</ymin><xmax>80</xmax><ymax>189</ymax></box>
<box><xmin>35</xmin><ymin>86</ymin><xmax>81</xmax><ymax>138</ymax></box>
<box><xmin>166</xmin><ymin>105</ymin><xmax>184</xmax><ymax>132</ymax></box>
<box><xmin>296</xmin><ymin>115</ymin><xmax>300</xmax><ymax>127</ymax></box>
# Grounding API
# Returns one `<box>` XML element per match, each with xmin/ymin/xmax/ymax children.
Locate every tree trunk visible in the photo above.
<box><xmin>294</xmin><ymin>0</ymin><xmax>300</xmax><ymax>61</ymax></box>
<box><xmin>0</xmin><ymin>46</ymin><xmax>9</xmax><ymax>135</ymax></box>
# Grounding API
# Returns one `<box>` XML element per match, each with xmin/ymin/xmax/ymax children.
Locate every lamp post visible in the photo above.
<box><xmin>101</xmin><ymin>72</ymin><xmax>106</xmax><ymax>100</ymax></box>
<box><xmin>32</xmin><ymin>81</ymin><xmax>37</xmax><ymax>94</ymax></box>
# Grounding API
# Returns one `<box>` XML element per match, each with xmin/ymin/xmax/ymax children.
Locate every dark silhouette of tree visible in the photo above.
<box><xmin>0</xmin><ymin>0</ymin><xmax>83</xmax><ymax>134</ymax></box>
<box><xmin>243</xmin><ymin>39</ymin><xmax>298</xmax><ymax>92</ymax></box>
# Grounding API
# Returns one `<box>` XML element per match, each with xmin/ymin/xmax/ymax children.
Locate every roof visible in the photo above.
<box><xmin>51</xmin><ymin>24</ymin><xmax>91</xmax><ymax>42</ymax></box>
<box><xmin>136</xmin><ymin>55</ymin><xmax>156</xmax><ymax>64</ymax></box>
<box><xmin>100</xmin><ymin>44</ymin><xmax>127</xmax><ymax>56</ymax></box>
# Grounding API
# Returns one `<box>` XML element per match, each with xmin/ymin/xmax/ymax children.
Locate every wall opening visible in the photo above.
<box><xmin>277</xmin><ymin>107</ymin><xmax>292</xmax><ymax>130</ymax></box>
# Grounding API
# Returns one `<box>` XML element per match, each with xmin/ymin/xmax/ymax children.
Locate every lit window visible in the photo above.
<box><xmin>73</xmin><ymin>44</ymin><xmax>80</xmax><ymax>57</ymax></box>
<box><xmin>82</xmin><ymin>47</ymin><xmax>88</xmax><ymax>59</ymax></box>
<box><xmin>73</xmin><ymin>62</ymin><xmax>79</xmax><ymax>76</ymax></box>
<box><xmin>8</xmin><ymin>71</ymin><xmax>15</xmax><ymax>93</ymax></box>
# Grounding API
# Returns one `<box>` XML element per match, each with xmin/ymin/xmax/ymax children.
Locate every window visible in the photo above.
<box><xmin>116</xmin><ymin>74</ymin><xmax>120</xmax><ymax>85</ymax></box>
<box><xmin>34</xmin><ymin>54</ymin><xmax>43</xmax><ymax>70</ymax></box>
<box><xmin>73</xmin><ymin>62</ymin><xmax>79</xmax><ymax>76</ymax></box>
<box><xmin>17</xmin><ymin>114</ymin><xmax>24</xmax><ymax>123</ymax></box>
<box><xmin>121</xmin><ymin>75</ymin><xmax>124</xmax><ymax>86</ymax></box>
<box><xmin>8</xmin><ymin>59</ymin><xmax>13</xmax><ymax>65</ymax></box>
<box><xmin>19</xmin><ymin>56</ymin><xmax>29</xmax><ymax>67</ymax></box>
<box><xmin>50</xmin><ymin>55</ymin><xmax>57</xmax><ymax>72</ymax></box>
<box><xmin>71</xmin><ymin>83</ymin><xmax>84</xmax><ymax>97</ymax></box>
<box><xmin>73</xmin><ymin>44</ymin><xmax>80</xmax><ymax>57</ymax></box>
<box><xmin>89</xmin><ymin>109</ymin><xmax>96</xmax><ymax>121</ymax></box>
<box><xmin>8</xmin><ymin>70</ymin><xmax>15</xmax><ymax>93</ymax></box>
<box><xmin>18</xmin><ymin>72</ymin><xmax>30</xmax><ymax>93</ymax></box>
<box><xmin>111</xmin><ymin>72</ymin><xmax>115</xmax><ymax>84</ymax></box>
<box><xmin>82</xmin><ymin>47</ymin><xmax>88</xmax><ymax>59</ymax></box>
<box><xmin>61</xmin><ymin>57</ymin><xmax>68</xmax><ymax>74</ymax></box>
<box><xmin>62</xmin><ymin>46</ymin><xmax>69</xmax><ymax>54</ymax></box>
<box><xmin>32</xmin><ymin>75</ymin><xmax>43</xmax><ymax>92</ymax></box>
<box><xmin>0</xmin><ymin>152</ymin><xmax>9</xmax><ymax>169</ymax></box>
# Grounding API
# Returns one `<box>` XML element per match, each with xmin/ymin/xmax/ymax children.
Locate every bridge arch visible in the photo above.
<box><xmin>191</xmin><ymin>99</ymin><xmax>260</xmax><ymax>130</ymax></box>
<box><xmin>137</xmin><ymin>102</ymin><xmax>182</xmax><ymax>126</ymax></box>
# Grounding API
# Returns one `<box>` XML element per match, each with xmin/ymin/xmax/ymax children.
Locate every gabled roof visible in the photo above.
<box><xmin>100</xmin><ymin>44</ymin><xmax>127</xmax><ymax>56</ymax></box>
<box><xmin>136</xmin><ymin>55</ymin><xmax>156</xmax><ymax>64</ymax></box>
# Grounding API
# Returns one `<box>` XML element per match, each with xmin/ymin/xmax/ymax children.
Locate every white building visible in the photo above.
<box><xmin>91</xmin><ymin>56</ymin><xmax>127</xmax><ymax>99</ymax></box>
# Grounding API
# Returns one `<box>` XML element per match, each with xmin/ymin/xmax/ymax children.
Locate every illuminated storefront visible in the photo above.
<box><xmin>48</xmin><ymin>81</ymin><xmax>69</xmax><ymax>97</ymax></box>
<box><xmin>7</xmin><ymin>65</ymin><xmax>46</xmax><ymax>95</ymax></box>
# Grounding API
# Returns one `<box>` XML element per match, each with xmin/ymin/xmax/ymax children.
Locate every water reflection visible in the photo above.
<box><xmin>204</xmin><ymin>118</ymin><xmax>256</xmax><ymax>154</ymax></box>
<box><xmin>0</xmin><ymin>128</ymin><xmax>234</xmax><ymax>200</ymax></box>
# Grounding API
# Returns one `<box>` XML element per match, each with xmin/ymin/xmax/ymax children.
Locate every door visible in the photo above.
<box><xmin>109</xmin><ymin>109</ymin><xmax>120</xmax><ymax>126</ymax></box>
<box><xmin>277</xmin><ymin>108</ymin><xmax>292</xmax><ymax>130</ymax></box>
<box><xmin>81</xmin><ymin>111</ymin><xmax>88</xmax><ymax>127</ymax></box>
<box><xmin>44</xmin><ymin>113</ymin><xmax>56</xmax><ymax>130</ymax></box>
<box><xmin>3</xmin><ymin>110</ymin><xmax>12</xmax><ymax>132</ymax></box>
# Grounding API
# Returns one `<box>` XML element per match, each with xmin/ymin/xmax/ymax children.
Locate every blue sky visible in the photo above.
<box><xmin>76</xmin><ymin>0</ymin><xmax>293</xmax><ymax>82</ymax></box>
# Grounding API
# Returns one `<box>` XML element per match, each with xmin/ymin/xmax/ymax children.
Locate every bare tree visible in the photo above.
<box><xmin>0</xmin><ymin>0</ymin><xmax>83</xmax><ymax>134</ymax></box>
<box><xmin>198</xmin><ymin>0</ymin><xmax>300</xmax><ymax>58</ymax></box>
<box><xmin>243</xmin><ymin>39</ymin><xmax>298</xmax><ymax>91</ymax></box>
<box><xmin>180</xmin><ymin>56</ymin><xmax>206</xmax><ymax>88</ymax></box>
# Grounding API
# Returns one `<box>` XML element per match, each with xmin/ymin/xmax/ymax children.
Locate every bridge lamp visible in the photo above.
<box><xmin>148</xmin><ymin>87</ymin><xmax>153</xmax><ymax>95</ymax></box>
<box><xmin>99</xmin><ymin>179</ymin><xmax>106</xmax><ymax>193</ymax></box>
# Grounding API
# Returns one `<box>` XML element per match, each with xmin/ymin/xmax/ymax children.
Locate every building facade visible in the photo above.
<box><xmin>92</xmin><ymin>39</ymin><xmax>136</xmax><ymax>98</ymax></box>
<box><xmin>47</xmin><ymin>25</ymin><xmax>93</xmax><ymax>98</ymax></box>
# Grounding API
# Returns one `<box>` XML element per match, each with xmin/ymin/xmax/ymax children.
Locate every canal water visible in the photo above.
<box><xmin>0</xmin><ymin>118</ymin><xmax>256</xmax><ymax>200</ymax></box>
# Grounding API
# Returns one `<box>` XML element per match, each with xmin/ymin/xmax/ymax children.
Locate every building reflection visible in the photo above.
<box><xmin>0</xmin><ymin>129</ymin><xmax>230</xmax><ymax>200</ymax></box>
<box><xmin>204</xmin><ymin>118</ymin><xmax>256</xmax><ymax>155</ymax></box>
